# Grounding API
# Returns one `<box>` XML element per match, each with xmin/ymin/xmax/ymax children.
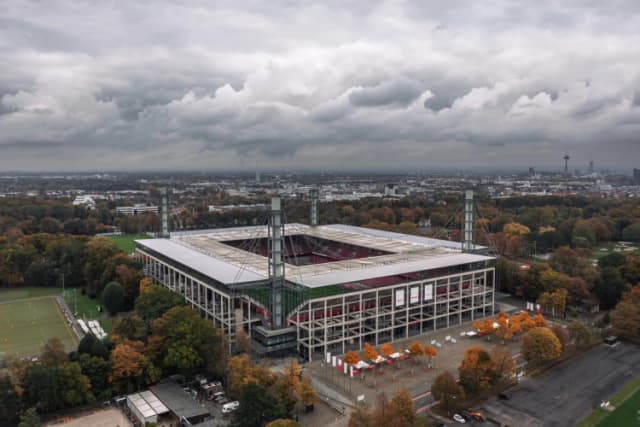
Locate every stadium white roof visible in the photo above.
<box><xmin>136</xmin><ymin>224</ymin><xmax>492</xmax><ymax>288</ymax></box>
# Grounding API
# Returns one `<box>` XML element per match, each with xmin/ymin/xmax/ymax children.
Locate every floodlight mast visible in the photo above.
<box><xmin>268</xmin><ymin>197</ymin><xmax>285</xmax><ymax>328</ymax></box>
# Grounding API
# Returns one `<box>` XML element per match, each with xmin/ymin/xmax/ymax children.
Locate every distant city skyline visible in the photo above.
<box><xmin>1</xmin><ymin>1</ymin><xmax>639</xmax><ymax>171</ymax></box>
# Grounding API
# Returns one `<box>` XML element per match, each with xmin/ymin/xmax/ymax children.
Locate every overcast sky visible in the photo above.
<box><xmin>1</xmin><ymin>0</ymin><xmax>639</xmax><ymax>172</ymax></box>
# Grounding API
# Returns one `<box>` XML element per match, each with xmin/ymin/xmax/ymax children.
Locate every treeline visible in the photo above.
<box><xmin>0</xmin><ymin>233</ymin><xmax>142</xmax><ymax>307</ymax></box>
<box><xmin>0</xmin><ymin>283</ymin><xmax>225</xmax><ymax>426</ymax></box>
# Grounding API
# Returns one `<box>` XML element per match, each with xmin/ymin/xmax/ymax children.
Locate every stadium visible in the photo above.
<box><xmin>135</xmin><ymin>196</ymin><xmax>495</xmax><ymax>361</ymax></box>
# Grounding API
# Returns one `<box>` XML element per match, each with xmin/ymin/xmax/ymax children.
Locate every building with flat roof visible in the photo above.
<box><xmin>136</xmin><ymin>214</ymin><xmax>495</xmax><ymax>361</ymax></box>
<box><xmin>126</xmin><ymin>390</ymin><xmax>170</xmax><ymax>425</ymax></box>
<box><xmin>116</xmin><ymin>204</ymin><xmax>159</xmax><ymax>215</ymax></box>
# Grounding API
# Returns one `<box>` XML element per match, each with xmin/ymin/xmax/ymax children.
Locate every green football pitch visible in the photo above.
<box><xmin>0</xmin><ymin>296</ymin><xmax>77</xmax><ymax>359</ymax></box>
<box><xmin>596</xmin><ymin>387</ymin><xmax>640</xmax><ymax>427</ymax></box>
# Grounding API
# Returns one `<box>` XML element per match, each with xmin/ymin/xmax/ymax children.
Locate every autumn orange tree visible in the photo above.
<box><xmin>423</xmin><ymin>345</ymin><xmax>438</xmax><ymax>368</ymax></box>
<box><xmin>610</xmin><ymin>284</ymin><xmax>640</xmax><ymax>341</ymax></box>
<box><xmin>363</xmin><ymin>343</ymin><xmax>378</xmax><ymax>361</ymax></box>
<box><xmin>380</xmin><ymin>343</ymin><xmax>394</xmax><ymax>357</ymax></box>
<box><xmin>521</xmin><ymin>327</ymin><xmax>562</xmax><ymax>364</ymax></box>
<box><xmin>408</xmin><ymin>342</ymin><xmax>423</xmax><ymax>364</ymax></box>
<box><xmin>348</xmin><ymin>388</ymin><xmax>420</xmax><ymax>427</ymax></box>
<box><xmin>344</xmin><ymin>351</ymin><xmax>360</xmax><ymax>365</ymax></box>
<box><xmin>458</xmin><ymin>346</ymin><xmax>494</xmax><ymax>394</ymax></box>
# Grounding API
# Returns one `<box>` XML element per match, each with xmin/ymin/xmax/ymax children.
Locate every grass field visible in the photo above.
<box><xmin>592</xmin><ymin>242</ymin><xmax>640</xmax><ymax>260</ymax></box>
<box><xmin>0</xmin><ymin>296</ymin><xmax>77</xmax><ymax>358</ymax></box>
<box><xmin>577</xmin><ymin>375</ymin><xmax>640</xmax><ymax>427</ymax></box>
<box><xmin>108</xmin><ymin>233</ymin><xmax>151</xmax><ymax>254</ymax></box>
<box><xmin>0</xmin><ymin>287</ymin><xmax>62</xmax><ymax>302</ymax></box>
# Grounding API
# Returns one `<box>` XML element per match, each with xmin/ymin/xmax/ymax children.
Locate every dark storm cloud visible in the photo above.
<box><xmin>0</xmin><ymin>0</ymin><xmax>639</xmax><ymax>171</ymax></box>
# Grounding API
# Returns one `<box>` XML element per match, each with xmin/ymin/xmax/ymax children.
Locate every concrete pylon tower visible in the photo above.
<box><xmin>309</xmin><ymin>188</ymin><xmax>319</xmax><ymax>226</ymax></box>
<box><xmin>160</xmin><ymin>188</ymin><xmax>169</xmax><ymax>238</ymax></box>
<box><xmin>268</xmin><ymin>197</ymin><xmax>285</xmax><ymax>328</ymax></box>
<box><xmin>563</xmin><ymin>154</ymin><xmax>570</xmax><ymax>175</ymax></box>
<box><xmin>463</xmin><ymin>190</ymin><xmax>474</xmax><ymax>252</ymax></box>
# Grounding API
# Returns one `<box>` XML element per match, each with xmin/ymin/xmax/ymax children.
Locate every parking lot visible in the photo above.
<box><xmin>478</xmin><ymin>342</ymin><xmax>640</xmax><ymax>427</ymax></box>
<box><xmin>307</xmin><ymin>322</ymin><xmax>521</xmax><ymax>409</ymax></box>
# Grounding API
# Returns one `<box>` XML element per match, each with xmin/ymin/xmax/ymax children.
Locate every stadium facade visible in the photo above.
<box><xmin>135</xmin><ymin>208</ymin><xmax>495</xmax><ymax>361</ymax></box>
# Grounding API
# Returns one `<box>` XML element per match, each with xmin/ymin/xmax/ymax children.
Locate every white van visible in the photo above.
<box><xmin>222</xmin><ymin>401</ymin><xmax>240</xmax><ymax>414</ymax></box>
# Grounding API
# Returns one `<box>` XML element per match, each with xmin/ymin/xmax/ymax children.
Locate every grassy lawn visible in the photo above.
<box><xmin>576</xmin><ymin>375</ymin><xmax>640</xmax><ymax>427</ymax></box>
<box><xmin>63</xmin><ymin>289</ymin><xmax>113</xmax><ymax>334</ymax></box>
<box><xmin>592</xmin><ymin>242</ymin><xmax>640</xmax><ymax>260</ymax></box>
<box><xmin>108</xmin><ymin>233</ymin><xmax>151</xmax><ymax>254</ymax></box>
<box><xmin>0</xmin><ymin>296</ymin><xmax>77</xmax><ymax>358</ymax></box>
<box><xmin>0</xmin><ymin>287</ymin><xmax>62</xmax><ymax>302</ymax></box>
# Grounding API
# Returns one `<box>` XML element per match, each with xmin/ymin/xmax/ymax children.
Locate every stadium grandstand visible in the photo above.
<box><xmin>135</xmin><ymin>193</ymin><xmax>495</xmax><ymax>361</ymax></box>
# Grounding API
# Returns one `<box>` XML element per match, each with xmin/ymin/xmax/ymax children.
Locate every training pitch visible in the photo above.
<box><xmin>0</xmin><ymin>296</ymin><xmax>77</xmax><ymax>359</ymax></box>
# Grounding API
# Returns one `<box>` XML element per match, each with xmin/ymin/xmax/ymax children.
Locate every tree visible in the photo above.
<box><xmin>458</xmin><ymin>346</ymin><xmax>494</xmax><ymax>394</ymax></box>
<box><xmin>344</xmin><ymin>351</ymin><xmax>360</xmax><ymax>365</ymax></box>
<box><xmin>0</xmin><ymin>375</ymin><xmax>22</xmax><ymax>426</ymax></box>
<box><xmin>78</xmin><ymin>353</ymin><xmax>112</xmax><ymax>400</ymax></box>
<box><xmin>388</xmin><ymin>388</ymin><xmax>417</xmax><ymax>427</ymax></box>
<box><xmin>348</xmin><ymin>405</ymin><xmax>375</xmax><ymax>427</ymax></box>
<box><xmin>363</xmin><ymin>343</ymin><xmax>378</xmax><ymax>361</ymax></box>
<box><xmin>489</xmin><ymin>346</ymin><xmax>516</xmax><ymax>386</ymax></box>
<box><xmin>610</xmin><ymin>285</ymin><xmax>640</xmax><ymax>341</ymax></box>
<box><xmin>551</xmin><ymin>324</ymin><xmax>570</xmax><ymax>351</ymax></box>
<box><xmin>18</xmin><ymin>408</ymin><xmax>40</xmax><ymax>427</ymax></box>
<box><xmin>299</xmin><ymin>376</ymin><xmax>318</xmax><ymax>408</ymax></box>
<box><xmin>103</xmin><ymin>281</ymin><xmax>125</xmax><ymax>315</ymax></box>
<box><xmin>423</xmin><ymin>345</ymin><xmax>438</xmax><ymax>368</ymax></box>
<box><xmin>272</xmin><ymin>360</ymin><xmax>302</xmax><ymax>413</ymax></box>
<box><xmin>227</xmin><ymin>354</ymin><xmax>276</xmax><ymax>395</ymax></box>
<box><xmin>594</xmin><ymin>267</ymin><xmax>628</xmax><ymax>309</ymax></box>
<box><xmin>232</xmin><ymin>382</ymin><xmax>288</xmax><ymax>427</ymax></box>
<box><xmin>109</xmin><ymin>343</ymin><xmax>144</xmax><ymax>393</ymax></box>
<box><xmin>380</xmin><ymin>343</ymin><xmax>394</xmax><ymax>358</ymax></box>
<box><xmin>235</xmin><ymin>328</ymin><xmax>251</xmax><ymax>354</ymax></box>
<box><xmin>152</xmin><ymin>306</ymin><xmax>227</xmax><ymax>378</ymax></box>
<box><xmin>266</xmin><ymin>420</ymin><xmax>301</xmax><ymax>427</ymax></box>
<box><xmin>408</xmin><ymin>342</ymin><xmax>423</xmax><ymax>364</ymax></box>
<box><xmin>40</xmin><ymin>338</ymin><xmax>68</xmax><ymax>366</ymax></box>
<box><xmin>135</xmin><ymin>284</ymin><xmax>183</xmax><ymax>321</ymax></box>
<box><xmin>431</xmin><ymin>371</ymin><xmax>464</xmax><ymax>417</ymax></box>
<box><xmin>521</xmin><ymin>327</ymin><xmax>562</xmax><ymax>364</ymax></box>
<box><xmin>113</xmin><ymin>315</ymin><xmax>147</xmax><ymax>342</ymax></box>
<box><xmin>568</xmin><ymin>320</ymin><xmax>592</xmax><ymax>349</ymax></box>
<box><xmin>533</xmin><ymin>313</ymin><xmax>547</xmax><ymax>328</ymax></box>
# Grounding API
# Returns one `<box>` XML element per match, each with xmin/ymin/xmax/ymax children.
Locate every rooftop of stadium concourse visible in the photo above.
<box><xmin>136</xmin><ymin>224</ymin><xmax>492</xmax><ymax>288</ymax></box>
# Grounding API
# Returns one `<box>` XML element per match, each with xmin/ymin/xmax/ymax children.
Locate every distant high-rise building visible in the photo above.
<box><xmin>256</xmin><ymin>171</ymin><xmax>261</xmax><ymax>183</ymax></box>
<box><xmin>563</xmin><ymin>154</ymin><xmax>570</xmax><ymax>175</ymax></box>
<box><xmin>528</xmin><ymin>167</ymin><xmax>535</xmax><ymax>178</ymax></box>
<box><xmin>634</xmin><ymin>168</ymin><xmax>640</xmax><ymax>185</ymax></box>
<box><xmin>588</xmin><ymin>161</ymin><xmax>594</xmax><ymax>174</ymax></box>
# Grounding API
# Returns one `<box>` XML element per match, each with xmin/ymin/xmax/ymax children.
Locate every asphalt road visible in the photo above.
<box><xmin>479</xmin><ymin>342</ymin><xmax>640</xmax><ymax>427</ymax></box>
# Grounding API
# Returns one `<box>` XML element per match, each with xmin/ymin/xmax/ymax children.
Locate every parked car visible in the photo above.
<box><xmin>498</xmin><ymin>393</ymin><xmax>510</xmax><ymax>400</ymax></box>
<box><xmin>222</xmin><ymin>401</ymin><xmax>240</xmax><ymax>414</ymax></box>
<box><xmin>453</xmin><ymin>414</ymin><xmax>466</xmax><ymax>423</ymax></box>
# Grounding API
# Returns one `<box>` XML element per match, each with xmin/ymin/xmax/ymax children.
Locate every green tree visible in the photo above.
<box><xmin>135</xmin><ymin>284</ymin><xmax>184</xmax><ymax>321</ymax></box>
<box><xmin>78</xmin><ymin>353</ymin><xmax>112</xmax><ymax>400</ymax></box>
<box><xmin>102</xmin><ymin>281</ymin><xmax>125</xmax><ymax>315</ymax></box>
<box><xmin>594</xmin><ymin>267</ymin><xmax>627</xmax><ymax>309</ymax></box>
<box><xmin>18</xmin><ymin>408</ymin><xmax>40</xmax><ymax>427</ymax></box>
<box><xmin>113</xmin><ymin>314</ymin><xmax>147</xmax><ymax>341</ymax></box>
<box><xmin>0</xmin><ymin>375</ymin><xmax>22</xmax><ymax>426</ymax></box>
<box><xmin>232</xmin><ymin>382</ymin><xmax>288</xmax><ymax>427</ymax></box>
